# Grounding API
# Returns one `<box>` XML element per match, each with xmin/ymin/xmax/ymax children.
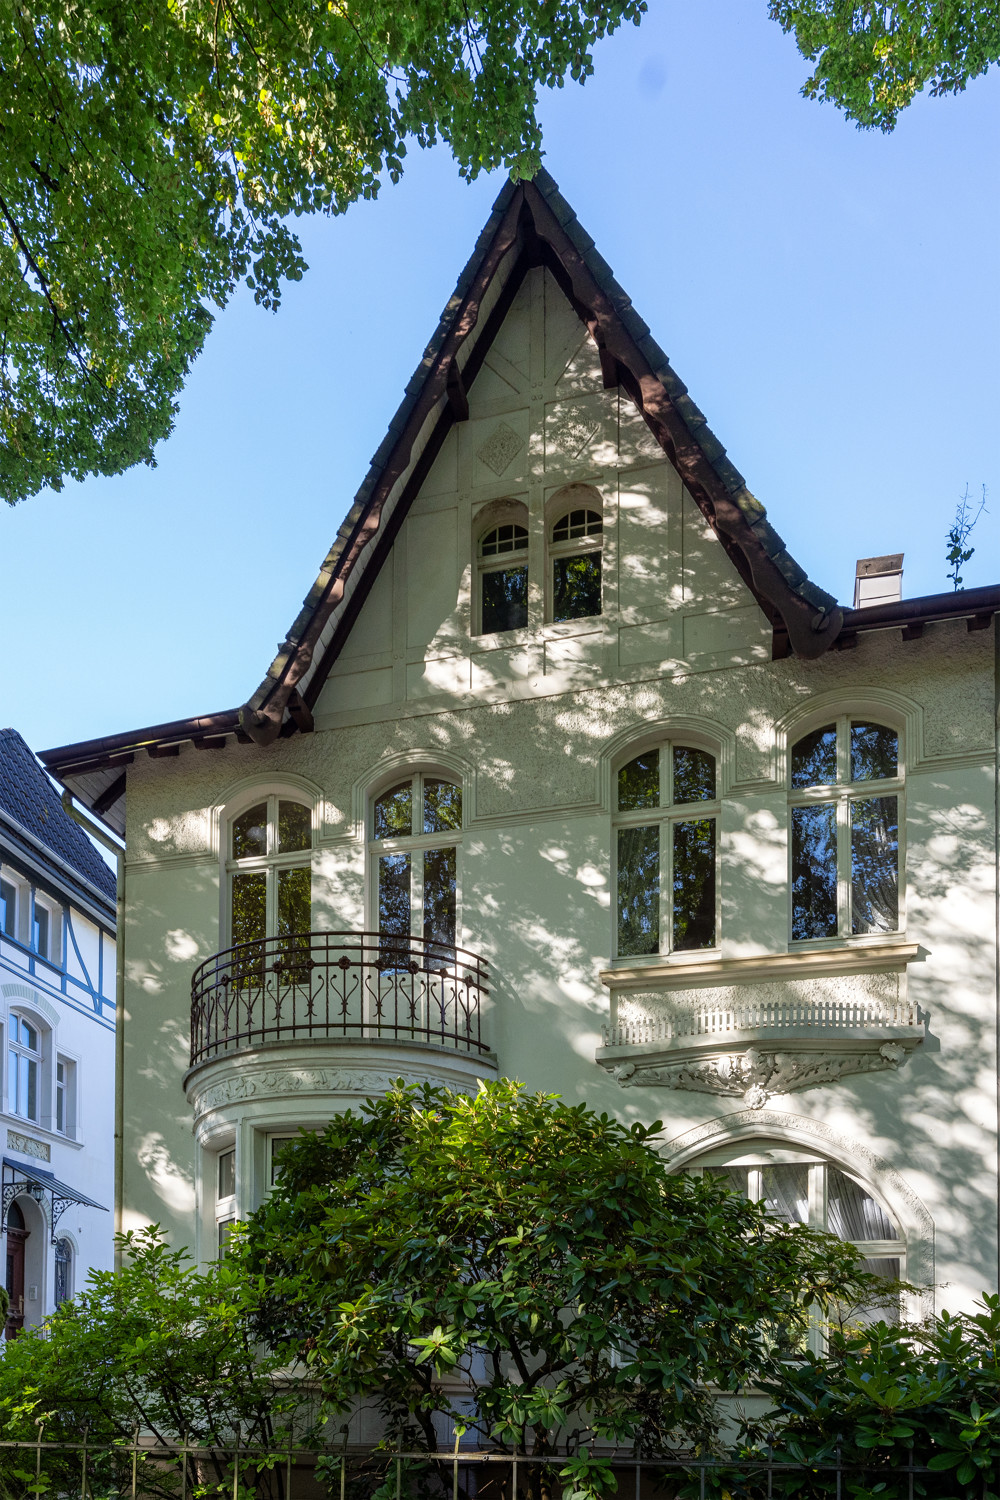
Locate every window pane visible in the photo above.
<box><xmin>552</xmin><ymin>509</ymin><xmax>602</xmax><ymax>541</ymax></box>
<box><xmin>0</xmin><ymin>879</ymin><xmax>14</xmax><ymax>936</ymax></box>
<box><xmin>791</xmin><ymin>803</ymin><xmax>838</xmax><ymax>939</ymax></box>
<box><xmin>33</xmin><ymin>905</ymin><xmax>49</xmax><ymax>956</ymax></box>
<box><xmin>56</xmin><ymin>1078</ymin><xmax>64</xmax><ymax>1134</ymax></box>
<box><xmin>232</xmin><ymin>802</ymin><xmax>267</xmax><ymax>859</ymax></box>
<box><xmin>761</xmin><ymin>1164</ymin><xmax>810</xmax><ymax>1225</ymax></box>
<box><xmin>21</xmin><ymin>1020</ymin><xmax>37</xmax><ymax>1051</ymax></box>
<box><xmin>827</xmin><ymin>1166</ymin><xmax>901</xmax><ymax>1241</ymax></box>
<box><xmin>231</xmin><ymin>872</ymin><xmax>266</xmax><ymax>947</ymax></box>
<box><xmin>271</xmin><ymin>1136</ymin><xmax>294</xmax><ymax>1185</ymax></box>
<box><xmin>54</xmin><ymin>1240</ymin><xmax>71</xmax><ymax>1306</ymax></box>
<box><xmin>218</xmin><ymin>1149</ymin><xmax>236</xmax><ymax>1201</ymax></box>
<box><xmin>837</xmin><ymin>1260</ymin><xmax>901</xmax><ymax>1330</ymax></box>
<box><xmin>378</xmin><ymin>852</ymin><xmax>411</xmax><ymax>936</ymax></box>
<box><xmin>851</xmin><ymin>722</ymin><xmax>898</xmax><ymax>783</ymax></box>
<box><xmin>423</xmin><ymin>846</ymin><xmax>457</xmax><ymax>950</ymax></box>
<box><xmin>481</xmin><ymin>524</ymin><xmax>527</xmax><ymax>557</ymax></box>
<box><xmin>851</xmin><ymin>795</ymin><xmax>898</xmax><ymax>935</ymax></box>
<box><xmin>553</xmin><ymin>553</ymin><xmax>601</xmax><ymax>622</ymax></box>
<box><xmin>672</xmin><ymin>746</ymin><xmax>716</xmax><ymax>804</ymax></box>
<box><xmin>481</xmin><ymin>564</ymin><xmax>528</xmax><ymax>634</ymax></box>
<box><xmin>25</xmin><ymin>1057</ymin><xmax>37</xmax><ymax>1120</ymax></box>
<box><xmin>672</xmin><ymin>818</ymin><xmax>716</xmax><ymax>951</ymax></box>
<box><xmin>618</xmin><ymin>752</ymin><xmax>659</xmax><ymax>811</ymax></box>
<box><xmin>217</xmin><ymin>1219</ymin><xmax>235</xmax><ymax>1258</ymax></box>
<box><xmin>791</xmin><ymin>725</ymin><xmax>837</xmax><ymax>788</ymax></box>
<box><xmin>424</xmin><ymin>780</ymin><xmax>462</xmax><ymax>834</ymax></box>
<box><xmin>277</xmin><ymin>867</ymin><xmax>311</xmax><ymax>936</ymax></box>
<box><xmin>278</xmin><ymin>801</ymin><xmax>311</xmax><ymax>853</ymax></box>
<box><xmin>706</xmin><ymin>1165</ymin><xmax>748</xmax><ymax>1196</ymax></box>
<box><xmin>374</xmin><ymin>782</ymin><xmax>412</xmax><ymax>840</ymax></box>
<box><xmin>8</xmin><ymin>1048</ymin><xmax>17</xmax><ymax>1113</ymax></box>
<box><xmin>617</xmin><ymin>825</ymin><xmax>659</xmax><ymax>956</ymax></box>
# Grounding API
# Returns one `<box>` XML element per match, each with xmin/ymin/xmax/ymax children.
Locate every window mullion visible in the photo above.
<box><xmin>660</xmin><ymin>818</ymin><xmax>670</xmax><ymax>956</ymax></box>
<box><xmin>411</xmin><ymin>846</ymin><xmax>424</xmax><ymax>941</ymax></box>
<box><xmin>837</xmin><ymin>796</ymin><xmax>851</xmax><ymax>936</ymax></box>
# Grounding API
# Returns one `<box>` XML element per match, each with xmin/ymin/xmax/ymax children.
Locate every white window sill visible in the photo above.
<box><xmin>600</xmin><ymin>940</ymin><xmax>920</xmax><ymax>991</ymax></box>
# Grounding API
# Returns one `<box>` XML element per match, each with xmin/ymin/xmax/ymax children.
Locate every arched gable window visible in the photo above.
<box><xmin>227</xmin><ymin>795</ymin><xmax>312</xmax><ymax>951</ymax></box>
<box><xmin>370</xmin><ymin>774</ymin><xmax>462</xmax><ymax>959</ymax></box>
<box><xmin>549</xmin><ymin>504</ymin><xmax>603</xmax><ymax>622</ymax></box>
<box><xmin>478</xmin><ymin>513</ymin><xmax>529</xmax><ymax>635</ymax></box>
<box><xmin>615</xmin><ymin>744</ymin><xmax>718</xmax><ymax>957</ymax></box>
<box><xmin>789</xmin><ymin>717</ymin><xmax>901</xmax><ymax>941</ymax></box>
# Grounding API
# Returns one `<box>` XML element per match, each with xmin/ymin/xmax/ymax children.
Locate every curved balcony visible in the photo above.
<box><xmin>190</xmin><ymin>931</ymin><xmax>489</xmax><ymax>1068</ymax></box>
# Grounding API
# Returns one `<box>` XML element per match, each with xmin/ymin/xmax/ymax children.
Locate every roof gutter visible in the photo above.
<box><xmin>839</xmin><ymin>583</ymin><xmax>1000</xmax><ymax>636</ymax></box>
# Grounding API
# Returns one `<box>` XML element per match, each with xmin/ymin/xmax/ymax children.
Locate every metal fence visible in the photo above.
<box><xmin>0</xmin><ymin>1430</ymin><xmax>949</xmax><ymax>1500</ymax></box>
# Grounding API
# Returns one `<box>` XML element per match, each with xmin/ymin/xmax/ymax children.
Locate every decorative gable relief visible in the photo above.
<box><xmin>477</xmin><ymin>421</ymin><xmax>524</xmax><ymax>477</ymax></box>
<box><xmin>597</xmin><ymin>948</ymin><xmax>924</xmax><ymax>1106</ymax></box>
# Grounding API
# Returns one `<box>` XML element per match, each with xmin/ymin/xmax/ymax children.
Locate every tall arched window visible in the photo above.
<box><xmin>227</xmin><ymin>796</ymin><xmax>312</xmax><ymax>951</ymax></box>
<box><xmin>478</xmin><ymin>519</ymin><xmax>529</xmax><ymax>635</ymax></box>
<box><xmin>53</xmin><ymin>1238</ymin><xmax>73</xmax><ymax>1307</ymax></box>
<box><xmin>614</xmin><ymin>744</ymin><xmax>718</xmax><ymax>957</ymax></box>
<box><xmin>695</xmin><ymin>1146</ymin><xmax>905</xmax><ymax>1332</ymax></box>
<box><xmin>7</xmin><ymin>1012</ymin><xmax>40</xmax><ymax>1122</ymax></box>
<box><xmin>370</xmin><ymin>775</ymin><xmax>462</xmax><ymax>958</ymax></box>
<box><xmin>549</xmin><ymin>506</ymin><xmax>602</xmax><ymax>622</ymax></box>
<box><xmin>789</xmin><ymin>718</ymin><xmax>901</xmax><ymax>941</ymax></box>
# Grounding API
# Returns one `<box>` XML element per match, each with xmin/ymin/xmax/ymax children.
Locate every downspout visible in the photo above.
<box><xmin>61</xmin><ymin>792</ymin><xmax>125</xmax><ymax>1273</ymax></box>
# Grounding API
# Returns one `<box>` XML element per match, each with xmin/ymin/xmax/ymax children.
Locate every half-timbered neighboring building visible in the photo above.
<box><xmin>42</xmin><ymin>173</ymin><xmax>1000</xmax><ymax>1318</ymax></box>
<box><xmin>1</xmin><ymin>729</ymin><xmax>114</xmax><ymax>1336</ymax></box>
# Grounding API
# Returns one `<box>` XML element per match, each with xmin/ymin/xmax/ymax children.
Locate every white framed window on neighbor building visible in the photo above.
<box><xmin>55</xmin><ymin>1055</ymin><xmax>77</xmax><ymax>1138</ymax></box>
<box><xmin>789</xmin><ymin>718</ymin><xmax>902</xmax><ymax>942</ymax></box>
<box><xmin>0</xmin><ymin>873</ymin><xmax>21</xmax><ymax>942</ymax></box>
<box><xmin>7</xmin><ymin>1011</ymin><xmax>42</xmax><ymax>1123</ymax></box>
<box><xmin>369</xmin><ymin>773</ymin><xmax>463</xmax><ymax>959</ymax></box>
<box><xmin>227</xmin><ymin>794</ymin><xmax>313</xmax><ymax>952</ymax></box>
<box><xmin>614</xmin><ymin>743</ymin><xmax>719</xmax><ymax>958</ymax></box>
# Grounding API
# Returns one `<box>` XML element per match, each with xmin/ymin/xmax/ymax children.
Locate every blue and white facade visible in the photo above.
<box><xmin>0</xmin><ymin>728</ymin><xmax>115</xmax><ymax>1336</ymax></box>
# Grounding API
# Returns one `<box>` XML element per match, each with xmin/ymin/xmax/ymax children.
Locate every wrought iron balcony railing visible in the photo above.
<box><xmin>189</xmin><ymin>931</ymin><xmax>489</xmax><ymax>1068</ymax></box>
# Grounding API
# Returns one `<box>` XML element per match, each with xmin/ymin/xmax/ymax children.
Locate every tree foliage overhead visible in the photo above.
<box><xmin>244</xmin><ymin>1080</ymin><xmax>881</xmax><ymax>1468</ymax></box>
<box><xmin>0</xmin><ymin>0</ymin><xmax>645</xmax><ymax>505</ymax></box>
<box><xmin>770</xmin><ymin>1</ymin><xmax>1000</xmax><ymax>130</ymax></box>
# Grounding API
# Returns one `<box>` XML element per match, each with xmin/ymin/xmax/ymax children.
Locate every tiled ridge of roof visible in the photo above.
<box><xmin>251</xmin><ymin>170</ymin><xmax>835</xmax><ymax>710</ymax></box>
<box><xmin>0</xmin><ymin>728</ymin><xmax>117</xmax><ymax>903</ymax></box>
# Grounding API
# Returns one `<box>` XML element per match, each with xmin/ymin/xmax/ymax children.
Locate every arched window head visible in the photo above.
<box><xmin>549</xmin><ymin>504</ymin><xmax>602</xmax><ymax>623</ymax></box>
<box><xmin>614</xmin><ymin>744</ymin><xmax>718</xmax><ymax>957</ymax></box>
<box><xmin>227</xmin><ymin>795</ymin><xmax>312</xmax><ymax>951</ymax></box>
<box><xmin>370</xmin><ymin>774</ymin><xmax>462</xmax><ymax>960</ymax></box>
<box><xmin>789</xmin><ymin>717</ymin><xmax>900</xmax><ymax>941</ymax></box>
<box><xmin>477</xmin><ymin>510</ymin><xmax>528</xmax><ymax>636</ymax></box>
<box><xmin>697</xmin><ymin>1146</ymin><xmax>904</xmax><ymax>1336</ymax></box>
<box><xmin>7</xmin><ymin>1012</ymin><xmax>41</xmax><ymax>1122</ymax></box>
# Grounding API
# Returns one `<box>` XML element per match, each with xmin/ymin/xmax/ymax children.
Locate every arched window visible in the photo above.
<box><xmin>370</xmin><ymin>775</ymin><xmax>462</xmax><ymax>959</ymax></box>
<box><xmin>789</xmin><ymin>718</ymin><xmax>900</xmax><ymax>941</ymax></box>
<box><xmin>53</xmin><ymin>1238</ymin><xmax>73</xmax><ymax>1307</ymax></box>
<box><xmin>7</xmin><ymin>1012</ymin><xmax>41</xmax><ymax>1122</ymax></box>
<box><xmin>696</xmin><ymin>1146</ymin><xmax>904</xmax><ymax>1332</ymax></box>
<box><xmin>478</xmin><ymin>520</ymin><xmax>528</xmax><ymax>635</ymax></box>
<box><xmin>549</xmin><ymin>506</ymin><xmax>602</xmax><ymax>622</ymax></box>
<box><xmin>227</xmin><ymin>796</ymin><xmax>312</xmax><ymax>951</ymax></box>
<box><xmin>614</xmin><ymin>745</ymin><xmax>718</xmax><ymax>957</ymax></box>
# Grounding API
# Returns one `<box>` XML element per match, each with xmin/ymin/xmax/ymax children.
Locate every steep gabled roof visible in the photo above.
<box><xmin>0</xmin><ymin>728</ymin><xmax>117</xmax><ymax>906</ymax></box>
<box><xmin>40</xmin><ymin>171</ymin><xmax>1000</xmax><ymax>832</ymax></box>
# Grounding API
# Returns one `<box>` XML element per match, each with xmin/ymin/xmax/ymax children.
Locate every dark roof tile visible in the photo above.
<box><xmin>0</xmin><ymin>729</ymin><xmax>116</xmax><ymax>902</ymax></box>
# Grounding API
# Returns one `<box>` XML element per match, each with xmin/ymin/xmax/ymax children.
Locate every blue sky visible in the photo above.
<box><xmin>4</xmin><ymin>0</ymin><xmax>998</xmax><ymax>755</ymax></box>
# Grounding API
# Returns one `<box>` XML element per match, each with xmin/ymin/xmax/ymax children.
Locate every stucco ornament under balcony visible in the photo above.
<box><xmin>596</xmin><ymin>944</ymin><xmax>924</xmax><ymax>1106</ymax></box>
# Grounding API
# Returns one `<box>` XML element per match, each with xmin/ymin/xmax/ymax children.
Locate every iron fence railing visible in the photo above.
<box><xmin>0</xmin><ymin>1432</ymin><xmax>948</xmax><ymax>1500</ymax></box>
<box><xmin>189</xmin><ymin>931</ymin><xmax>490</xmax><ymax>1067</ymax></box>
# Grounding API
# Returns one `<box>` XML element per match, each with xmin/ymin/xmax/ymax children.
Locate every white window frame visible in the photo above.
<box><xmin>0</xmin><ymin>872</ymin><xmax>22</xmax><ymax>943</ymax></box>
<box><xmin>368</xmin><ymin>772</ymin><xmax>464</xmax><ymax>943</ymax></box>
<box><xmin>215</xmin><ymin>1145</ymin><xmax>236</xmax><ymax>1258</ymax></box>
<box><xmin>55</xmin><ymin>1054</ymin><xmax>78</xmax><ymax>1139</ymax></box>
<box><xmin>788</xmin><ymin>714</ymin><xmax>905</xmax><ymax>947</ymax></box>
<box><xmin>612</xmin><ymin>742</ymin><xmax>720</xmax><ymax>960</ymax></box>
<box><xmin>475</xmin><ymin>519</ymin><xmax>530</xmax><ymax>639</ymax></box>
<box><xmin>31</xmin><ymin>893</ymin><xmax>60</xmax><ymax>964</ymax></box>
<box><xmin>547</xmin><ymin>506</ymin><xmax>603</xmax><ymax>624</ymax></box>
<box><xmin>7</xmin><ymin>1009</ymin><xmax>43</xmax><ymax>1123</ymax></box>
<box><xmin>691</xmin><ymin>1145</ymin><xmax>906</xmax><ymax>1351</ymax></box>
<box><xmin>225</xmin><ymin>793</ymin><xmax>314</xmax><ymax>947</ymax></box>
